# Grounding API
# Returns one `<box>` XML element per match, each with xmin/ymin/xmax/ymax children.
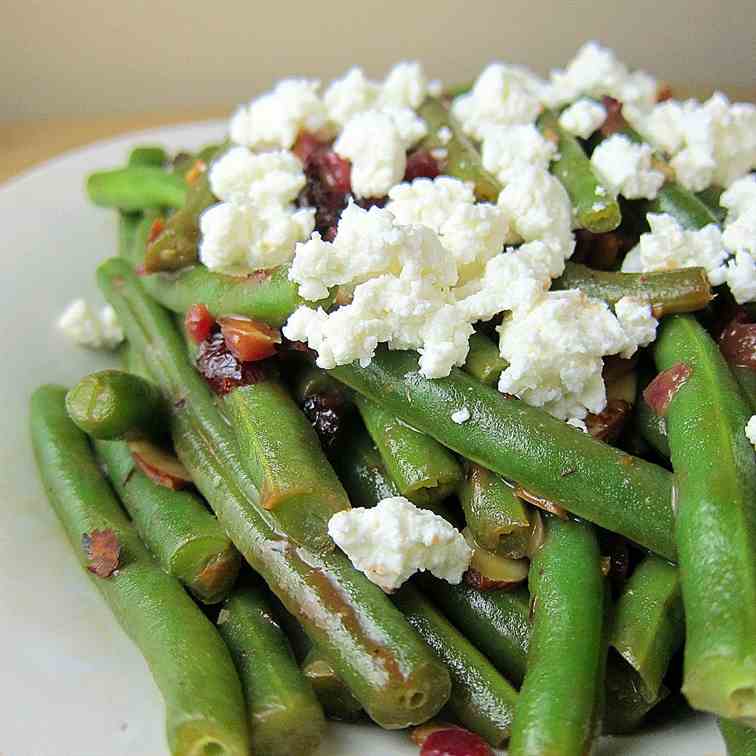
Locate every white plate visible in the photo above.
<box><xmin>0</xmin><ymin>123</ymin><xmax>725</xmax><ymax>756</ymax></box>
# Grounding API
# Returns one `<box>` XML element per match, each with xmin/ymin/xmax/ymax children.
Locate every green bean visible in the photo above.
<box><xmin>634</xmin><ymin>395</ymin><xmax>671</xmax><ymax>458</ymax></box>
<box><xmin>442</xmin><ymin>81</ymin><xmax>473</xmax><ymax>99</ymax></box>
<box><xmin>732</xmin><ymin>366</ymin><xmax>756</xmax><ymax>412</ymax></box>
<box><xmin>720</xmin><ymin>718</ymin><xmax>756</xmax><ymax>755</ymax></box>
<box><xmin>87</xmin><ymin>165</ymin><xmax>187</xmax><ymax>212</ymax></box>
<box><xmin>329</xmin><ymin>350</ymin><xmax>676</xmax><ymax>559</ymax></box>
<box><xmin>603</xmin><ymin>656</ymin><xmax>669</xmax><ymax>735</ymax></box>
<box><xmin>355</xmin><ymin>394</ymin><xmax>463</xmax><ymax>506</ymax></box>
<box><xmin>553</xmin><ymin>261</ymin><xmax>712</xmax><ymax>317</ymax></box>
<box><xmin>221</xmin><ymin>379</ymin><xmax>351</xmax><ymax>555</ymax></box>
<box><xmin>610</xmin><ymin>556</ymin><xmax>684</xmax><ymax>699</ymax></box>
<box><xmin>508</xmin><ymin>517</ymin><xmax>605</xmax><ymax>756</ymax></box>
<box><xmin>128</xmin><ymin>146</ymin><xmax>168</xmax><ymax>167</ymax></box>
<box><xmin>653</xmin><ymin>314</ymin><xmax>756</xmax><ymax>721</ymax></box>
<box><xmin>331</xmin><ymin>417</ymin><xmax>401</xmax><ymax>508</ymax></box>
<box><xmin>393</xmin><ymin>584</ymin><xmax>519</xmax><ymax>747</ymax></box>
<box><xmin>419</xmin><ymin>578</ymin><xmax>531</xmax><ymax>685</ymax></box>
<box><xmin>118</xmin><ymin>211</ymin><xmax>143</xmax><ymax>259</ymax></box>
<box><xmin>66</xmin><ymin>369</ymin><xmax>168</xmax><ymax>440</ymax></box>
<box><xmin>697</xmin><ymin>185</ymin><xmax>726</xmax><ymax>224</ymax></box>
<box><xmin>98</xmin><ymin>258</ymin><xmax>452</xmax><ymax>728</ymax></box>
<box><xmin>539</xmin><ymin>109</ymin><xmax>621</xmax><ymax>233</ymax></box>
<box><xmin>217</xmin><ymin>581</ymin><xmax>326</xmax><ymax>756</ymax></box>
<box><xmin>643</xmin><ymin>182</ymin><xmax>721</xmax><ymax>230</ymax></box>
<box><xmin>30</xmin><ymin>385</ymin><xmax>249</xmax><ymax>756</ymax></box>
<box><xmin>290</xmin><ymin>359</ymin><xmax>350</xmax><ymax>406</ymax></box>
<box><xmin>301</xmin><ymin>648</ymin><xmax>364</xmax><ymax>722</ymax></box>
<box><xmin>463</xmin><ymin>332</ymin><xmax>508</xmax><ymax>387</ymax></box>
<box><xmin>95</xmin><ymin>438</ymin><xmax>240</xmax><ymax>603</ymax></box>
<box><xmin>417</xmin><ymin>98</ymin><xmax>501</xmax><ymax>202</ymax></box>
<box><xmin>458</xmin><ymin>462</ymin><xmax>531</xmax><ymax>557</ymax></box>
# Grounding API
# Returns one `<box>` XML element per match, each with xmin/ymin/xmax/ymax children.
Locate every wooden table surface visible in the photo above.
<box><xmin>2</xmin><ymin>88</ymin><xmax>755</xmax><ymax>185</ymax></box>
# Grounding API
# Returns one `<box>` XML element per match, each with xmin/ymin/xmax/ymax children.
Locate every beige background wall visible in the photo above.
<box><xmin>2</xmin><ymin>0</ymin><xmax>755</xmax><ymax>120</ymax></box>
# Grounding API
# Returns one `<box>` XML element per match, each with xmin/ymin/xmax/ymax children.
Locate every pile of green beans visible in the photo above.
<box><xmin>32</xmin><ymin>128</ymin><xmax>756</xmax><ymax>756</ymax></box>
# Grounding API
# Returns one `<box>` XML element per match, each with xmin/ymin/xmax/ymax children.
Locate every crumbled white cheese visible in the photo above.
<box><xmin>544</xmin><ymin>41</ymin><xmax>658</xmax><ymax>111</ymax></box>
<box><xmin>721</xmin><ymin>175</ymin><xmax>756</xmax><ymax>303</ymax></box>
<box><xmin>629</xmin><ymin>213</ymin><xmax>728</xmax><ymax>285</ymax></box>
<box><xmin>437</xmin><ymin>126</ymin><xmax>452</xmax><ymax>145</ymax></box>
<box><xmin>199</xmin><ymin>202</ymin><xmax>315</xmax><ymax>274</ymax></box>
<box><xmin>633</xmin><ymin>93</ymin><xmax>756</xmax><ymax>191</ymax></box>
<box><xmin>209</xmin><ymin>147</ymin><xmax>306</xmax><ymax>206</ymax></box>
<box><xmin>566</xmin><ymin>417</ymin><xmax>589</xmax><ymax>432</ymax></box>
<box><xmin>590</xmin><ymin>134</ymin><xmax>664</xmax><ymax>200</ymax></box>
<box><xmin>481</xmin><ymin>124</ymin><xmax>556</xmax><ymax>184</ymax></box>
<box><xmin>387</xmin><ymin>177</ymin><xmax>509</xmax><ymax>282</ymax></box>
<box><xmin>451</xmin><ymin>407</ymin><xmax>471</xmax><ymax>424</ymax></box>
<box><xmin>58</xmin><ymin>299</ymin><xmax>124</xmax><ymax>350</ymax></box>
<box><xmin>381</xmin><ymin>106</ymin><xmax>428</xmax><ymax>148</ymax></box>
<box><xmin>746</xmin><ymin>416</ymin><xmax>756</xmax><ymax>451</ymax></box>
<box><xmin>497</xmin><ymin>290</ymin><xmax>629</xmax><ymax>420</ymax></box>
<box><xmin>230</xmin><ymin>79</ymin><xmax>328</xmax><ymax>150</ymax></box>
<box><xmin>334</xmin><ymin>111</ymin><xmax>408</xmax><ymax>198</ymax></box>
<box><xmin>380</xmin><ymin>61</ymin><xmax>428</xmax><ymax>109</ymax></box>
<box><xmin>452</xmin><ymin>63</ymin><xmax>543</xmax><ymax>140</ymax></box>
<box><xmin>614</xmin><ymin>296</ymin><xmax>658</xmax><ymax>358</ymax></box>
<box><xmin>328</xmin><ymin>496</ymin><xmax>472</xmax><ymax>592</ymax></box>
<box><xmin>496</xmin><ymin>167</ymin><xmax>575</xmax><ymax>272</ymax></box>
<box><xmin>558</xmin><ymin>98</ymin><xmax>607</xmax><ymax>138</ymax></box>
<box><xmin>428</xmin><ymin>79</ymin><xmax>443</xmax><ymax>98</ymax></box>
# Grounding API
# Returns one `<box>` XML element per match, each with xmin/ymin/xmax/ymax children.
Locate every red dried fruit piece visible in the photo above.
<box><xmin>643</xmin><ymin>362</ymin><xmax>693</xmax><ymax>416</ymax></box>
<box><xmin>147</xmin><ymin>217</ymin><xmax>165</xmax><ymax>244</ymax></box>
<box><xmin>196</xmin><ymin>331</ymin><xmax>267</xmax><ymax>395</ymax></box>
<box><xmin>420</xmin><ymin>727</ymin><xmax>493</xmax><ymax>756</ymax></box>
<box><xmin>599</xmin><ymin>96</ymin><xmax>628</xmax><ymax>137</ymax></box>
<box><xmin>585</xmin><ymin>399</ymin><xmax>632</xmax><ymax>444</ymax></box>
<box><xmin>82</xmin><ymin>529</ymin><xmax>121</xmax><ymax>578</ymax></box>
<box><xmin>719</xmin><ymin>316</ymin><xmax>756</xmax><ymax>370</ymax></box>
<box><xmin>317</xmin><ymin>151</ymin><xmax>352</xmax><ymax>194</ymax></box>
<box><xmin>293</xmin><ymin>131</ymin><xmax>325</xmax><ymax>164</ymax></box>
<box><xmin>219</xmin><ymin>316</ymin><xmax>281</xmax><ymax>362</ymax></box>
<box><xmin>463</xmin><ymin>568</ymin><xmax>521</xmax><ymax>592</ymax></box>
<box><xmin>411</xmin><ymin>722</ymin><xmax>461</xmax><ymax>747</ymax></box>
<box><xmin>185</xmin><ymin>303</ymin><xmax>215</xmax><ymax>344</ymax></box>
<box><xmin>185</xmin><ymin>159</ymin><xmax>207</xmax><ymax>185</ymax></box>
<box><xmin>404</xmin><ymin>149</ymin><xmax>441</xmax><ymax>181</ymax></box>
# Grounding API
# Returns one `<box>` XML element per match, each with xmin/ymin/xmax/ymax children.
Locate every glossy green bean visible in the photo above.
<box><xmin>394</xmin><ymin>584</ymin><xmax>518</xmax><ymax>747</ymax></box>
<box><xmin>553</xmin><ymin>261</ymin><xmax>712</xmax><ymax>317</ymax></box>
<box><xmin>653</xmin><ymin>315</ymin><xmax>756</xmax><ymax>721</ymax></box>
<box><xmin>87</xmin><ymin>165</ymin><xmax>187</xmax><ymax>211</ymax></box>
<box><xmin>509</xmin><ymin>517</ymin><xmax>605</xmax><ymax>756</ymax></box>
<box><xmin>603</xmin><ymin>656</ymin><xmax>669</xmax><ymax>735</ymax></box>
<box><xmin>355</xmin><ymin>394</ymin><xmax>462</xmax><ymax>506</ymax></box>
<box><xmin>610</xmin><ymin>556</ymin><xmax>684</xmax><ymax>699</ymax></box>
<box><xmin>128</xmin><ymin>146</ymin><xmax>168</xmax><ymax>167</ymax></box>
<box><xmin>720</xmin><ymin>718</ymin><xmax>756</xmax><ymax>755</ymax></box>
<box><xmin>98</xmin><ymin>258</ymin><xmax>452</xmax><ymax>728</ymax></box>
<box><xmin>634</xmin><ymin>395</ymin><xmax>671</xmax><ymax>458</ymax></box>
<box><xmin>221</xmin><ymin>379</ymin><xmax>350</xmax><ymax>554</ymax></box>
<box><xmin>539</xmin><ymin>109</ymin><xmax>621</xmax><ymax>232</ymax></box>
<box><xmin>463</xmin><ymin>332</ymin><xmax>508</xmax><ymax>387</ymax></box>
<box><xmin>95</xmin><ymin>438</ymin><xmax>240</xmax><ymax>603</ymax></box>
<box><xmin>30</xmin><ymin>385</ymin><xmax>249</xmax><ymax>756</ymax></box>
<box><xmin>458</xmin><ymin>462</ymin><xmax>531</xmax><ymax>557</ymax></box>
<box><xmin>417</xmin><ymin>98</ymin><xmax>501</xmax><ymax>202</ymax></box>
<box><xmin>66</xmin><ymin>369</ymin><xmax>167</xmax><ymax>440</ymax></box>
<box><xmin>732</xmin><ymin>366</ymin><xmax>756</xmax><ymax>413</ymax></box>
<box><xmin>329</xmin><ymin>350</ymin><xmax>676</xmax><ymax>559</ymax></box>
<box><xmin>218</xmin><ymin>581</ymin><xmax>326</xmax><ymax>756</ymax></box>
<box><xmin>301</xmin><ymin>648</ymin><xmax>364</xmax><ymax>722</ymax></box>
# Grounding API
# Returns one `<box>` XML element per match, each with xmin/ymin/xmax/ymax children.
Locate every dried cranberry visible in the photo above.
<box><xmin>719</xmin><ymin>314</ymin><xmax>756</xmax><ymax>370</ymax></box>
<box><xmin>219</xmin><ymin>316</ymin><xmax>280</xmax><ymax>362</ymax></box>
<box><xmin>185</xmin><ymin>303</ymin><xmax>215</xmax><ymax>344</ymax></box>
<box><xmin>599</xmin><ymin>96</ymin><xmax>628</xmax><ymax>137</ymax></box>
<box><xmin>420</xmin><ymin>728</ymin><xmax>493</xmax><ymax>756</ymax></box>
<box><xmin>317</xmin><ymin>151</ymin><xmax>352</xmax><ymax>193</ymax></box>
<box><xmin>585</xmin><ymin>398</ymin><xmax>631</xmax><ymax>444</ymax></box>
<box><xmin>404</xmin><ymin>149</ymin><xmax>441</xmax><ymax>181</ymax></box>
<box><xmin>196</xmin><ymin>331</ymin><xmax>266</xmax><ymax>395</ymax></box>
<box><xmin>292</xmin><ymin>132</ymin><xmax>323</xmax><ymax>164</ymax></box>
<box><xmin>302</xmin><ymin>393</ymin><xmax>344</xmax><ymax>447</ymax></box>
<box><xmin>147</xmin><ymin>217</ymin><xmax>165</xmax><ymax>243</ymax></box>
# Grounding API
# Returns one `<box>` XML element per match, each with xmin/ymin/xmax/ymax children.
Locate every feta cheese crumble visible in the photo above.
<box><xmin>627</xmin><ymin>213</ymin><xmax>728</xmax><ymax>286</ymax></box>
<box><xmin>558</xmin><ymin>98</ymin><xmax>607</xmax><ymax>138</ymax></box>
<box><xmin>746</xmin><ymin>416</ymin><xmax>756</xmax><ymax>451</ymax></box>
<box><xmin>230</xmin><ymin>79</ymin><xmax>328</xmax><ymax>150</ymax></box>
<box><xmin>58</xmin><ymin>300</ymin><xmax>123</xmax><ymax>350</ymax></box>
<box><xmin>590</xmin><ymin>134</ymin><xmax>664</xmax><ymax>200</ymax></box>
<box><xmin>199</xmin><ymin>146</ymin><xmax>314</xmax><ymax>274</ymax></box>
<box><xmin>328</xmin><ymin>496</ymin><xmax>472</xmax><ymax>592</ymax></box>
<box><xmin>451</xmin><ymin>407</ymin><xmax>471</xmax><ymax>424</ymax></box>
<box><xmin>721</xmin><ymin>175</ymin><xmax>756</xmax><ymax>303</ymax></box>
<box><xmin>614</xmin><ymin>296</ymin><xmax>658</xmax><ymax>358</ymax></box>
<box><xmin>481</xmin><ymin>124</ymin><xmax>557</xmax><ymax>184</ymax></box>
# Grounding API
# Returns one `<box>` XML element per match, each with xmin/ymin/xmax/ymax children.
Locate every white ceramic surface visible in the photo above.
<box><xmin>0</xmin><ymin>123</ymin><xmax>726</xmax><ymax>756</ymax></box>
